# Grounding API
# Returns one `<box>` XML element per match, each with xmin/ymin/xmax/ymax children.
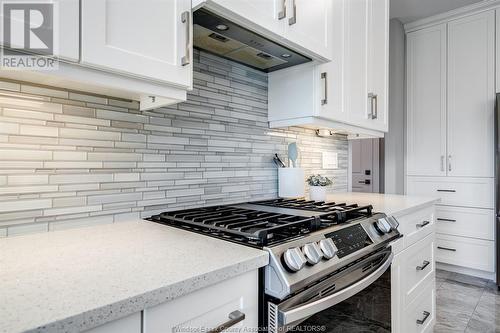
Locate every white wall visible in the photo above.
<box><xmin>384</xmin><ymin>19</ymin><xmax>406</xmax><ymax>194</ymax></box>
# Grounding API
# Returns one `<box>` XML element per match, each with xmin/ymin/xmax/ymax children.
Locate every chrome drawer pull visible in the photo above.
<box><xmin>416</xmin><ymin>311</ymin><xmax>431</xmax><ymax>325</ymax></box>
<box><xmin>181</xmin><ymin>11</ymin><xmax>192</xmax><ymax>66</ymax></box>
<box><xmin>437</xmin><ymin>246</ymin><xmax>456</xmax><ymax>252</ymax></box>
<box><xmin>416</xmin><ymin>260</ymin><xmax>430</xmax><ymax>271</ymax></box>
<box><xmin>207</xmin><ymin>310</ymin><xmax>245</xmax><ymax>333</ymax></box>
<box><xmin>288</xmin><ymin>0</ymin><xmax>297</xmax><ymax>25</ymax></box>
<box><xmin>437</xmin><ymin>218</ymin><xmax>456</xmax><ymax>222</ymax></box>
<box><xmin>437</xmin><ymin>189</ymin><xmax>456</xmax><ymax>193</ymax></box>
<box><xmin>416</xmin><ymin>221</ymin><xmax>430</xmax><ymax>228</ymax></box>
<box><xmin>278</xmin><ymin>0</ymin><xmax>286</xmax><ymax>19</ymax></box>
<box><xmin>321</xmin><ymin>72</ymin><xmax>328</xmax><ymax>105</ymax></box>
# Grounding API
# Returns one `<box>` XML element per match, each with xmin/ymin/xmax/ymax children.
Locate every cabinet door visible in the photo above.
<box><xmin>210</xmin><ymin>0</ymin><xmax>285</xmax><ymax>36</ymax></box>
<box><xmin>367</xmin><ymin>0</ymin><xmax>389</xmax><ymax>132</ymax></box>
<box><xmin>284</xmin><ymin>0</ymin><xmax>332</xmax><ymax>60</ymax></box>
<box><xmin>81</xmin><ymin>0</ymin><xmax>192</xmax><ymax>88</ymax></box>
<box><xmin>344</xmin><ymin>0</ymin><xmax>371</xmax><ymax>129</ymax></box>
<box><xmin>406</xmin><ymin>24</ymin><xmax>447</xmax><ymax>176</ymax></box>
<box><xmin>447</xmin><ymin>11</ymin><xmax>495</xmax><ymax>178</ymax></box>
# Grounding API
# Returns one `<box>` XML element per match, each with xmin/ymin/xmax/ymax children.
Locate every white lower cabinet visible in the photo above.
<box><xmin>86</xmin><ymin>270</ymin><xmax>258</xmax><ymax>333</ymax></box>
<box><xmin>436</xmin><ymin>234</ymin><xmax>495</xmax><ymax>272</ymax></box>
<box><xmin>392</xmin><ymin>206</ymin><xmax>436</xmax><ymax>333</ymax></box>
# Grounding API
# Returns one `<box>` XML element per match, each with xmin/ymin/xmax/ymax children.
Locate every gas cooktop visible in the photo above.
<box><xmin>148</xmin><ymin>199</ymin><xmax>375</xmax><ymax>247</ymax></box>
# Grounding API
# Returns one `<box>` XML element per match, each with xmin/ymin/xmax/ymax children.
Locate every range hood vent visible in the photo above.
<box><xmin>193</xmin><ymin>9</ymin><xmax>311</xmax><ymax>72</ymax></box>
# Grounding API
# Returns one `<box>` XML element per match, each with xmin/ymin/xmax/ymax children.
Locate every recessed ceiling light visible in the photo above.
<box><xmin>281</xmin><ymin>53</ymin><xmax>292</xmax><ymax>58</ymax></box>
<box><xmin>216</xmin><ymin>24</ymin><xmax>229</xmax><ymax>31</ymax></box>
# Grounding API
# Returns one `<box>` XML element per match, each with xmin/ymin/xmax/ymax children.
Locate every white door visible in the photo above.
<box><xmin>447</xmin><ymin>11</ymin><xmax>495</xmax><ymax>178</ymax></box>
<box><xmin>406</xmin><ymin>24</ymin><xmax>447</xmax><ymax>176</ymax></box>
<box><xmin>351</xmin><ymin>139</ymin><xmax>379</xmax><ymax>193</ymax></box>
<box><xmin>284</xmin><ymin>0</ymin><xmax>332</xmax><ymax>60</ymax></box>
<box><xmin>0</xmin><ymin>0</ymin><xmax>79</xmax><ymax>61</ymax></box>
<box><xmin>366</xmin><ymin>0</ymin><xmax>389</xmax><ymax>132</ymax></box>
<box><xmin>81</xmin><ymin>0</ymin><xmax>192</xmax><ymax>88</ymax></box>
<box><xmin>210</xmin><ymin>0</ymin><xmax>285</xmax><ymax>36</ymax></box>
<box><xmin>344</xmin><ymin>0</ymin><xmax>371</xmax><ymax>129</ymax></box>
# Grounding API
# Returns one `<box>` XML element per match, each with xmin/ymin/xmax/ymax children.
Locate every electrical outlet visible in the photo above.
<box><xmin>322</xmin><ymin>152</ymin><xmax>338</xmax><ymax>169</ymax></box>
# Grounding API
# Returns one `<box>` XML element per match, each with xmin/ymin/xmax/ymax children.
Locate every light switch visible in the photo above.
<box><xmin>322</xmin><ymin>152</ymin><xmax>338</xmax><ymax>169</ymax></box>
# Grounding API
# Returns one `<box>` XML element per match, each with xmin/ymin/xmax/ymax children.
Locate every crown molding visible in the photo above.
<box><xmin>404</xmin><ymin>0</ymin><xmax>500</xmax><ymax>32</ymax></box>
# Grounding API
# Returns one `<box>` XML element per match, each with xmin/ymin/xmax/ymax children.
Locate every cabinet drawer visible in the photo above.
<box><xmin>436</xmin><ymin>206</ymin><xmax>494</xmax><ymax>240</ymax></box>
<box><xmin>398</xmin><ymin>234</ymin><xmax>435</xmax><ymax>307</ymax></box>
<box><xmin>406</xmin><ymin>176</ymin><xmax>494</xmax><ymax>208</ymax></box>
<box><xmin>145</xmin><ymin>270</ymin><xmax>258</xmax><ymax>333</ymax></box>
<box><xmin>398</xmin><ymin>206</ymin><xmax>435</xmax><ymax>248</ymax></box>
<box><xmin>402</xmin><ymin>283</ymin><xmax>436</xmax><ymax>333</ymax></box>
<box><xmin>436</xmin><ymin>234</ymin><xmax>494</xmax><ymax>272</ymax></box>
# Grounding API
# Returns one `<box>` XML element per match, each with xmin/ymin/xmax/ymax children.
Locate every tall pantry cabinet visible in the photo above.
<box><xmin>406</xmin><ymin>10</ymin><xmax>495</xmax><ymax>278</ymax></box>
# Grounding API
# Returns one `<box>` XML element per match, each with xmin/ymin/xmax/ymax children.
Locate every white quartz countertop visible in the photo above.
<box><xmin>325</xmin><ymin>192</ymin><xmax>439</xmax><ymax>217</ymax></box>
<box><xmin>0</xmin><ymin>220</ymin><xmax>269</xmax><ymax>333</ymax></box>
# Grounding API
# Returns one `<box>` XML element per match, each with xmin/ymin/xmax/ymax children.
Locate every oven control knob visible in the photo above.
<box><xmin>319</xmin><ymin>238</ymin><xmax>337</xmax><ymax>259</ymax></box>
<box><xmin>375</xmin><ymin>218</ymin><xmax>392</xmax><ymax>234</ymax></box>
<box><xmin>283</xmin><ymin>247</ymin><xmax>307</xmax><ymax>272</ymax></box>
<box><xmin>302</xmin><ymin>242</ymin><xmax>322</xmax><ymax>265</ymax></box>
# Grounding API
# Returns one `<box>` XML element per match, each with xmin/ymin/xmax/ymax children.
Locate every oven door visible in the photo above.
<box><xmin>267</xmin><ymin>249</ymin><xmax>393</xmax><ymax>333</ymax></box>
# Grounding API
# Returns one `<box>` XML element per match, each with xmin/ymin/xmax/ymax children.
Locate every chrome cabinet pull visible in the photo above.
<box><xmin>440</xmin><ymin>156</ymin><xmax>445</xmax><ymax>172</ymax></box>
<box><xmin>181</xmin><ymin>11</ymin><xmax>192</xmax><ymax>66</ymax></box>
<box><xmin>416</xmin><ymin>311</ymin><xmax>431</xmax><ymax>325</ymax></box>
<box><xmin>278</xmin><ymin>0</ymin><xmax>286</xmax><ymax>19</ymax></box>
<box><xmin>288</xmin><ymin>0</ymin><xmax>297</xmax><ymax>25</ymax></box>
<box><xmin>368</xmin><ymin>93</ymin><xmax>378</xmax><ymax>119</ymax></box>
<box><xmin>416</xmin><ymin>220</ymin><xmax>430</xmax><ymax>228</ymax></box>
<box><xmin>437</xmin><ymin>246</ymin><xmax>456</xmax><ymax>252</ymax></box>
<box><xmin>207</xmin><ymin>310</ymin><xmax>246</xmax><ymax>333</ymax></box>
<box><xmin>437</xmin><ymin>218</ymin><xmax>456</xmax><ymax>222</ymax></box>
<box><xmin>448</xmin><ymin>155</ymin><xmax>452</xmax><ymax>172</ymax></box>
<box><xmin>416</xmin><ymin>260</ymin><xmax>430</xmax><ymax>271</ymax></box>
<box><xmin>437</xmin><ymin>189</ymin><xmax>456</xmax><ymax>193</ymax></box>
<box><xmin>321</xmin><ymin>72</ymin><xmax>328</xmax><ymax>105</ymax></box>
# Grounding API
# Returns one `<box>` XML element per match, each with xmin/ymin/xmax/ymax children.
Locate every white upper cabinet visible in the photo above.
<box><xmin>267</xmin><ymin>0</ymin><xmax>389</xmax><ymax>138</ymax></box>
<box><xmin>81</xmin><ymin>0</ymin><xmax>192</xmax><ymax>88</ymax></box>
<box><xmin>447</xmin><ymin>11</ymin><xmax>495</xmax><ymax>178</ymax></box>
<box><xmin>406</xmin><ymin>24</ymin><xmax>447</xmax><ymax>177</ymax></box>
<box><xmin>345</xmin><ymin>0</ymin><xmax>389</xmax><ymax>132</ymax></box>
<box><xmin>283</xmin><ymin>0</ymin><xmax>332</xmax><ymax>60</ymax></box>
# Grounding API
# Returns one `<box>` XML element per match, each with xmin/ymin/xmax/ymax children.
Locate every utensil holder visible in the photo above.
<box><xmin>278</xmin><ymin>168</ymin><xmax>305</xmax><ymax>198</ymax></box>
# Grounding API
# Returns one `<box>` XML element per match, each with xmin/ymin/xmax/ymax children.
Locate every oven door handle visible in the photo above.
<box><xmin>277</xmin><ymin>252</ymin><xmax>393</xmax><ymax>326</ymax></box>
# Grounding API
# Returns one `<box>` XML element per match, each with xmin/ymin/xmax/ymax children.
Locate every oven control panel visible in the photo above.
<box><xmin>325</xmin><ymin>224</ymin><xmax>373</xmax><ymax>258</ymax></box>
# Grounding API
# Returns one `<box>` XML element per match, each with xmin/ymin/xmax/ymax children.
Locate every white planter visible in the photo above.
<box><xmin>310</xmin><ymin>186</ymin><xmax>327</xmax><ymax>202</ymax></box>
<box><xmin>278</xmin><ymin>168</ymin><xmax>305</xmax><ymax>198</ymax></box>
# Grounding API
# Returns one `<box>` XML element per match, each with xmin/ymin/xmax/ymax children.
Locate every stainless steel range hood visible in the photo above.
<box><xmin>193</xmin><ymin>9</ymin><xmax>311</xmax><ymax>72</ymax></box>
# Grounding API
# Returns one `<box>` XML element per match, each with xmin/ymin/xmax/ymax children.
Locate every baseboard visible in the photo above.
<box><xmin>437</xmin><ymin>262</ymin><xmax>496</xmax><ymax>281</ymax></box>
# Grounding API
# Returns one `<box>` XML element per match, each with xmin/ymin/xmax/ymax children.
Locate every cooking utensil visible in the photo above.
<box><xmin>288</xmin><ymin>143</ymin><xmax>299</xmax><ymax>167</ymax></box>
<box><xmin>274</xmin><ymin>154</ymin><xmax>286</xmax><ymax>168</ymax></box>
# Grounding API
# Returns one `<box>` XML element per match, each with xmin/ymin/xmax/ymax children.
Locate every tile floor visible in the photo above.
<box><xmin>435</xmin><ymin>269</ymin><xmax>500</xmax><ymax>332</ymax></box>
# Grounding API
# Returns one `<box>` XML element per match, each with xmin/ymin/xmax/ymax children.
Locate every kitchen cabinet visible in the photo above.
<box><xmin>406</xmin><ymin>10</ymin><xmax>495</xmax><ymax>279</ymax></box>
<box><xmin>81</xmin><ymin>0</ymin><xmax>192</xmax><ymax>89</ymax></box>
<box><xmin>196</xmin><ymin>0</ymin><xmax>332</xmax><ymax>61</ymax></box>
<box><xmin>0</xmin><ymin>0</ymin><xmax>193</xmax><ymax>111</ymax></box>
<box><xmin>0</xmin><ymin>0</ymin><xmax>79</xmax><ymax>62</ymax></box>
<box><xmin>446</xmin><ymin>11</ymin><xmax>495</xmax><ymax>178</ymax></box>
<box><xmin>406</xmin><ymin>24</ymin><xmax>447</xmax><ymax>177</ymax></box>
<box><xmin>85</xmin><ymin>270</ymin><xmax>258</xmax><ymax>333</ymax></box>
<box><xmin>406</xmin><ymin>12</ymin><xmax>495</xmax><ymax>178</ymax></box>
<box><xmin>267</xmin><ymin>0</ymin><xmax>389</xmax><ymax>137</ymax></box>
<box><xmin>391</xmin><ymin>206</ymin><xmax>436</xmax><ymax>333</ymax></box>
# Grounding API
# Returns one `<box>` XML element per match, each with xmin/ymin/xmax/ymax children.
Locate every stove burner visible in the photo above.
<box><xmin>252</xmin><ymin>198</ymin><xmax>373</xmax><ymax>224</ymax></box>
<box><xmin>150</xmin><ymin>206</ymin><xmax>321</xmax><ymax>247</ymax></box>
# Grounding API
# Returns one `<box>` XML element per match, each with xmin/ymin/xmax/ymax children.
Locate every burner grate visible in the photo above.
<box><xmin>150</xmin><ymin>206</ymin><xmax>321</xmax><ymax>246</ymax></box>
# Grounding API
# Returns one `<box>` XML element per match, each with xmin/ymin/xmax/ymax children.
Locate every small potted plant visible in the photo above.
<box><xmin>307</xmin><ymin>174</ymin><xmax>333</xmax><ymax>202</ymax></box>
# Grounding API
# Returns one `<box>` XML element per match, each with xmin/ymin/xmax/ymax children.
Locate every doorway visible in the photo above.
<box><xmin>350</xmin><ymin>139</ymin><xmax>383</xmax><ymax>193</ymax></box>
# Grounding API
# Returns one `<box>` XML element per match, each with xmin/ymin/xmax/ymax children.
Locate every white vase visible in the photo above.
<box><xmin>310</xmin><ymin>186</ymin><xmax>327</xmax><ymax>202</ymax></box>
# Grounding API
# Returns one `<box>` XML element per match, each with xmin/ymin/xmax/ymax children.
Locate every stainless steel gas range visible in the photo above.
<box><xmin>148</xmin><ymin>198</ymin><xmax>401</xmax><ymax>332</ymax></box>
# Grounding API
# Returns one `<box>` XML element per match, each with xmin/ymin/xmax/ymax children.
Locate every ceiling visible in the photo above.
<box><xmin>391</xmin><ymin>0</ymin><xmax>485</xmax><ymax>23</ymax></box>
